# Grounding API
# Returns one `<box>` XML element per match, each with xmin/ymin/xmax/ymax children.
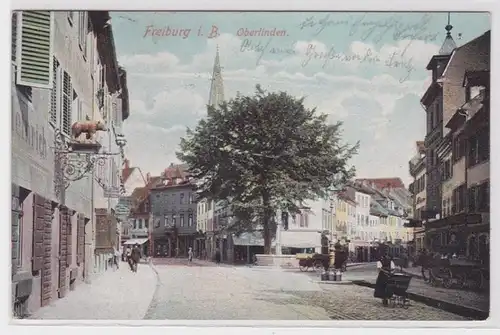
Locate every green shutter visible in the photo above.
<box><xmin>16</xmin><ymin>11</ymin><xmax>53</xmax><ymax>89</ymax></box>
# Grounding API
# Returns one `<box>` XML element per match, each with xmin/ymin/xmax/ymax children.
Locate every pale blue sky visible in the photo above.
<box><xmin>112</xmin><ymin>11</ymin><xmax>490</xmax><ymax>186</ymax></box>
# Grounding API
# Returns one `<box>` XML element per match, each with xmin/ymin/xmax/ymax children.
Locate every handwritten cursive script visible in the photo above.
<box><xmin>299</xmin><ymin>13</ymin><xmax>439</xmax><ymax>45</ymax></box>
<box><xmin>240</xmin><ymin>38</ymin><xmax>297</xmax><ymax>65</ymax></box>
<box><xmin>301</xmin><ymin>43</ymin><xmax>415</xmax><ymax>83</ymax></box>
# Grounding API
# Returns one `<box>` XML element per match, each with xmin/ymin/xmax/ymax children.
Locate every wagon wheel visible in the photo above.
<box><xmin>442</xmin><ymin>269</ymin><xmax>453</xmax><ymax>289</ymax></box>
<box><xmin>456</xmin><ymin>272</ymin><xmax>468</xmax><ymax>289</ymax></box>
<box><xmin>429</xmin><ymin>268</ymin><xmax>439</xmax><ymax>286</ymax></box>
<box><xmin>299</xmin><ymin>264</ymin><xmax>308</xmax><ymax>272</ymax></box>
<box><xmin>313</xmin><ymin>261</ymin><xmax>323</xmax><ymax>273</ymax></box>
<box><xmin>402</xmin><ymin>298</ymin><xmax>410</xmax><ymax>309</ymax></box>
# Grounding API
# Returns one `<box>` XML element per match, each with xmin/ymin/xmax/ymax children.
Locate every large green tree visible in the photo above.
<box><xmin>177</xmin><ymin>85</ymin><xmax>358</xmax><ymax>254</ymax></box>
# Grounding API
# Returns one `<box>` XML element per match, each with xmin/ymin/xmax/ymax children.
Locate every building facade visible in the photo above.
<box><xmin>125</xmin><ymin>186</ymin><xmax>152</xmax><ymax>255</ymax></box>
<box><xmin>11</xmin><ymin>10</ymin><xmax>128</xmax><ymax>316</ymax></box>
<box><xmin>116</xmin><ymin>159</ymin><xmax>147</xmax><ymax>229</ymax></box>
<box><xmin>423</xmin><ymin>29</ymin><xmax>490</xmax><ymax>262</ymax></box>
<box><xmin>196</xmin><ymin>198</ymin><xmax>214</xmax><ymax>258</ymax></box>
<box><xmin>409</xmin><ymin>141</ymin><xmax>427</xmax><ymax>250</ymax></box>
<box><xmin>150</xmin><ymin>164</ymin><xmax>197</xmax><ymax>257</ymax></box>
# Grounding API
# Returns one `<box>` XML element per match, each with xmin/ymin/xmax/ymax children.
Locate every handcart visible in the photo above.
<box><xmin>386</xmin><ymin>273</ymin><xmax>412</xmax><ymax>309</ymax></box>
<box><xmin>296</xmin><ymin>253</ymin><xmax>323</xmax><ymax>272</ymax></box>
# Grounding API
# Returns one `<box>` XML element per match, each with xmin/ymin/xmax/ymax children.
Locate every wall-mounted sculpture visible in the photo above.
<box><xmin>71</xmin><ymin>115</ymin><xmax>107</xmax><ymax>143</ymax></box>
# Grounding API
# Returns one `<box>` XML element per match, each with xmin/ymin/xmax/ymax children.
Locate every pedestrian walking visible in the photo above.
<box><xmin>215</xmin><ymin>247</ymin><xmax>221</xmax><ymax>265</ymax></box>
<box><xmin>374</xmin><ymin>249</ymin><xmax>396</xmax><ymax>306</ymax></box>
<box><xmin>113</xmin><ymin>247</ymin><xmax>121</xmax><ymax>269</ymax></box>
<box><xmin>188</xmin><ymin>247</ymin><xmax>193</xmax><ymax>264</ymax></box>
<box><xmin>125</xmin><ymin>246</ymin><xmax>133</xmax><ymax>271</ymax></box>
<box><xmin>131</xmin><ymin>243</ymin><xmax>141</xmax><ymax>272</ymax></box>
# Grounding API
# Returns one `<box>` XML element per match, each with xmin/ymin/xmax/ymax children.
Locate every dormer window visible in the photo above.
<box><xmin>466</xmin><ymin>85</ymin><xmax>485</xmax><ymax>102</ymax></box>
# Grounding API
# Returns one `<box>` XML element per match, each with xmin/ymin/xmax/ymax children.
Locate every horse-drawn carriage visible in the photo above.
<box><xmin>296</xmin><ymin>253</ymin><xmax>324</xmax><ymax>272</ymax></box>
<box><xmin>424</xmin><ymin>255</ymin><xmax>488</xmax><ymax>290</ymax></box>
<box><xmin>296</xmin><ymin>251</ymin><xmax>348</xmax><ymax>272</ymax></box>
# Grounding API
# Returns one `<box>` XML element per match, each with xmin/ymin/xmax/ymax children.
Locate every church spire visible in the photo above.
<box><xmin>208</xmin><ymin>45</ymin><xmax>225</xmax><ymax>107</ymax></box>
<box><xmin>439</xmin><ymin>12</ymin><xmax>457</xmax><ymax>55</ymax></box>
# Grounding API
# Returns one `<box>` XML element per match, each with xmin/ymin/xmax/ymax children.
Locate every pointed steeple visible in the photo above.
<box><xmin>208</xmin><ymin>45</ymin><xmax>225</xmax><ymax>107</ymax></box>
<box><xmin>439</xmin><ymin>13</ymin><xmax>457</xmax><ymax>55</ymax></box>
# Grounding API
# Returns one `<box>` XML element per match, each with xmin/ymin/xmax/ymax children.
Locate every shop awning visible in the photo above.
<box><xmin>232</xmin><ymin>232</ymin><xmax>276</xmax><ymax>247</ymax></box>
<box><xmin>280</xmin><ymin>231</ymin><xmax>321</xmax><ymax>248</ymax></box>
<box><xmin>123</xmin><ymin>238</ymin><xmax>149</xmax><ymax>245</ymax></box>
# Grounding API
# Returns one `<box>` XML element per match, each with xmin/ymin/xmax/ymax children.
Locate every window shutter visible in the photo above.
<box><xmin>76</xmin><ymin>213</ymin><xmax>85</xmax><ymax>265</ymax></box>
<box><xmin>62</xmin><ymin>71</ymin><xmax>72</xmax><ymax>135</ymax></box>
<box><xmin>67</xmin><ymin>217</ymin><xmax>72</xmax><ymax>266</ymax></box>
<box><xmin>16</xmin><ymin>11</ymin><xmax>53</xmax><ymax>89</ymax></box>
<box><xmin>49</xmin><ymin>57</ymin><xmax>59</xmax><ymax>124</ymax></box>
<box><xmin>12</xmin><ymin>12</ymin><xmax>18</xmax><ymax>63</ymax></box>
<box><xmin>78</xmin><ymin>12</ymin><xmax>85</xmax><ymax>48</ymax></box>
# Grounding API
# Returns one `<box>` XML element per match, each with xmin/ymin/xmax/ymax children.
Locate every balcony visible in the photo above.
<box><xmin>409</xmin><ymin>156</ymin><xmax>425</xmax><ymax>177</ymax></box>
<box><xmin>424</xmin><ymin>123</ymin><xmax>443</xmax><ymax>148</ymax></box>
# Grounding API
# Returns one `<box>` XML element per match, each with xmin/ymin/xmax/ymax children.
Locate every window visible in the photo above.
<box><xmin>468</xmin><ymin>127</ymin><xmax>489</xmax><ymax>167</ymax></box>
<box><xmin>365</xmin><ymin>216</ymin><xmax>369</xmax><ymax>225</ymax></box>
<box><xmin>78</xmin><ymin>12</ymin><xmax>87</xmax><ymax>58</ymax></box>
<box><xmin>171</xmin><ymin>215</ymin><xmax>176</xmax><ymax>226</ymax></box>
<box><xmin>452</xmin><ymin>184</ymin><xmax>466</xmax><ymax>213</ymax></box>
<box><xmin>87</xmin><ymin>18</ymin><xmax>94</xmax><ymax>67</ymax></box>
<box><xmin>442</xmin><ymin>159</ymin><xmax>453</xmax><ymax>181</ymax></box>
<box><xmin>466</xmin><ymin>85</ymin><xmax>485</xmax><ymax>102</ymax></box>
<box><xmin>453</xmin><ymin>136</ymin><xmax>466</xmax><ymax>162</ymax></box>
<box><xmin>180</xmin><ymin>214</ymin><xmax>184</xmax><ymax>227</ymax></box>
<box><xmin>469</xmin><ymin>182</ymin><xmax>489</xmax><ymax>213</ymax></box>
<box><xmin>180</xmin><ymin>193</ymin><xmax>184</xmax><ymax>204</ymax></box>
<box><xmin>133</xmin><ymin>220</ymin><xmax>137</xmax><ymax>229</ymax></box>
<box><xmin>11</xmin><ymin>192</ymin><xmax>22</xmax><ymax>272</ymax></box>
<box><xmin>14</xmin><ymin>11</ymin><xmax>54</xmax><ymax>89</ymax></box>
<box><xmin>188</xmin><ymin>214</ymin><xmax>193</xmax><ymax>226</ymax></box>
<box><xmin>357</xmin><ymin>214</ymin><xmax>360</xmax><ymax>225</ymax></box>
<box><xmin>299</xmin><ymin>213</ymin><xmax>305</xmax><ymax>227</ymax></box>
<box><xmin>155</xmin><ymin>218</ymin><xmax>160</xmax><ymax>228</ymax></box>
<box><xmin>432</xmin><ymin>103</ymin><xmax>439</xmax><ymax>129</ymax></box>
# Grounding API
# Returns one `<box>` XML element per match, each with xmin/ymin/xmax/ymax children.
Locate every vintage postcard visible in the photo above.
<box><xmin>10</xmin><ymin>9</ymin><xmax>490</xmax><ymax>323</ymax></box>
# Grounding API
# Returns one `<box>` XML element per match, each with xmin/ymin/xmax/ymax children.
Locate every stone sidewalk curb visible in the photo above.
<box><xmin>401</xmin><ymin>268</ymin><xmax>425</xmax><ymax>280</ymax></box>
<box><xmin>313</xmin><ymin>280</ymin><xmax>353</xmax><ymax>285</ymax></box>
<box><xmin>351</xmin><ymin>280</ymin><xmax>488</xmax><ymax>320</ymax></box>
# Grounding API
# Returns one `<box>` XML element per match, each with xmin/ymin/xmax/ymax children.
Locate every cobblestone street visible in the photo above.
<box><xmin>145</xmin><ymin>262</ymin><xmax>469</xmax><ymax>320</ymax></box>
<box><xmin>27</xmin><ymin>260</ymin><xmax>472</xmax><ymax>321</ymax></box>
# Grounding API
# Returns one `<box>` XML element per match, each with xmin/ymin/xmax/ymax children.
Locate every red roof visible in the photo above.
<box><xmin>162</xmin><ymin>163</ymin><xmax>190</xmax><ymax>180</ymax></box>
<box><xmin>121</xmin><ymin>159</ymin><xmax>136</xmax><ymax>183</ymax></box>
<box><xmin>122</xmin><ymin>167</ymin><xmax>135</xmax><ymax>183</ymax></box>
<box><xmin>355</xmin><ymin>178</ymin><xmax>405</xmax><ymax>189</ymax></box>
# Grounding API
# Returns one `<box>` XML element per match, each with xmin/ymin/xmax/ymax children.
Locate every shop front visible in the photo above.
<box><xmin>123</xmin><ymin>238</ymin><xmax>149</xmax><ymax>258</ymax></box>
<box><xmin>425</xmin><ymin>213</ymin><xmax>488</xmax><ymax>262</ymax></box>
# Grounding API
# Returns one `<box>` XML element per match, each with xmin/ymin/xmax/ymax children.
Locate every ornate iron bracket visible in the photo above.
<box><xmin>53</xmin><ymin>128</ymin><xmax>123</xmax><ymax>198</ymax></box>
